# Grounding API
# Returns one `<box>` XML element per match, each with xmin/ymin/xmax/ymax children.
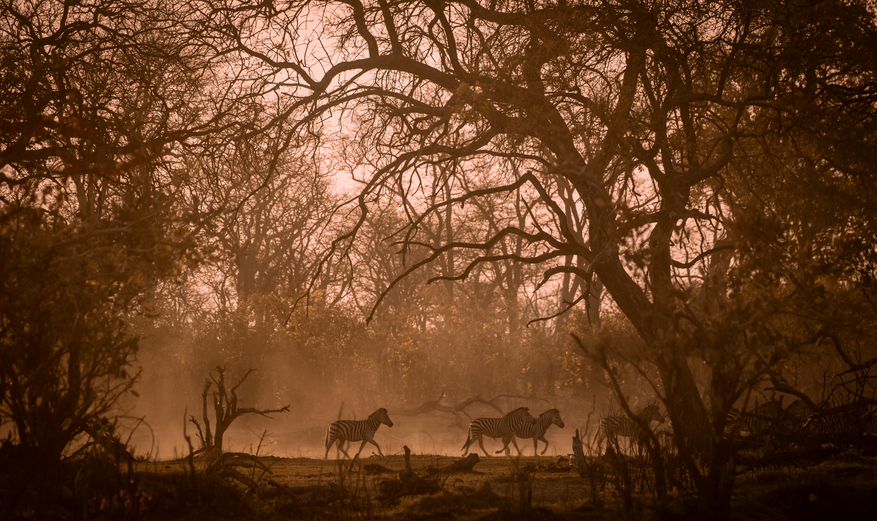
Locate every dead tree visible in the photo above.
<box><xmin>398</xmin><ymin>389</ymin><xmax>545</xmax><ymax>430</ymax></box>
<box><xmin>189</xmin><ymin>366</ymin><xmax>290</xmax><ymax>454</ymax></box>
<box><xmin>376</xmin><ymin>446</ymin><xmax>441</xmax><ymax>504</ymax></box>
<box><xmin>573</xmin><ymin>429</ymin><xmax>601</xmax><ymax>504</ymax></box>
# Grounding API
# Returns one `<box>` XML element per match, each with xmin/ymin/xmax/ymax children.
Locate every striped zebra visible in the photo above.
<box><xmin>739</xmin><ymin>399</ymin><xmax>785</xmax><ymax>437</ymax></box>
<box><xmin>498</xmin><ymin>409</ymin><xmax>565</xmax><ymax>456</ymax></box>
<box><xmin>803</xmin><ymin>405</ymin><xmax>877</xmax><ymax>445</ymax></box>
<box><xmin>780</xmin><ymin>398</ymin><xmax>817</xmax><ymax>436</ymax></box>
<box><xmin>783</xmin><ymin>399</ymin><xmax>811</xmax><ymax>427</ymax></box>
<box><xmin>595</xmin><ymin>403</ymin><xmax>663</xmax><ymax>454</ymax></box>
<box><xmin>324</xmin><ymin>408</ymin><xmax>394</xmax><ymax>460</ymax></box>
<box><xmin>462</xmin><ymin>406</ymin><xmax>537</xmax><ymax>457</ymax></box>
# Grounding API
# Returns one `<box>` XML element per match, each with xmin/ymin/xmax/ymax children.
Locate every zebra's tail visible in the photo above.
<box><xmin>461</xmin><ymin>426</ymin><xmax>472</xmax><ymax>451</ymax></box>
<box><xmin>325</xmin><ymin>427</ymin><xmax>330</xmax><ymax>449</ymax></box>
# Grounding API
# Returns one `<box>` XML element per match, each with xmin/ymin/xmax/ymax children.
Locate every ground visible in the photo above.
<box><xmin>115</xmin><ymin>450</ymin><xmax>877</xmax><ymax>520</ymax></box>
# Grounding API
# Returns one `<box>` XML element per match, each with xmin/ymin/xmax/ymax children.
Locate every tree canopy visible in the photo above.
<box><xmin>193</xmin><ymin>0</ymin><xmax>877</xmax><ymax>508</ymax></box>
<box><xmin>2</xmin><ymin>0</ymin><xmax>876</xmax><ymax>514</ymax></box>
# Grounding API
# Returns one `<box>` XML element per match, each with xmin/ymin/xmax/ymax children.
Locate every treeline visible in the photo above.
<box><xmin>2</xmin><ymin>0</ymin><xmax>877</xmax><ymax>518</ymax></box>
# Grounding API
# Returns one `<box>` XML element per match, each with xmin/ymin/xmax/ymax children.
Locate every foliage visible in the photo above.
<box><xmin>1</xmin><ymin>0</ymin><xmax>877</xmax><ymax>516</ymax></box>
<box><xmin>0</xmin><ymin>0</ymin><xmax>241</xmax><ymax>468</ymax></box>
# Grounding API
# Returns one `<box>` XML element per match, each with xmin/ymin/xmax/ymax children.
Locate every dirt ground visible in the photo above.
<box><xmin>296</xmin><ymin>454</ymin><xmax>582</xmax><ymax>503</ymax></box>
<box><xmin>127</xmin><ymin>451</ymin><xmax>877</xmax><ymax>520</ymax></box>
<box><xmin>135</xmin><ymin>452</ymin><xmax>593</xmax><ymax>518</ymax></box>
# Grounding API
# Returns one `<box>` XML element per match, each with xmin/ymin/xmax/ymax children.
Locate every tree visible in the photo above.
<box><xmin>189</xmin><ymin>366</ymin><xmax>290</xmax><ymax>454</ymax></box>
<box><xmin>203</xmin><ymin>0</ymin><xmax>877</xmax><ymax>510</ymax></box>
<box><xmin>0</xmin><ymin>0</ymin><xmax>254</xmax><ymax>472</ymax></box>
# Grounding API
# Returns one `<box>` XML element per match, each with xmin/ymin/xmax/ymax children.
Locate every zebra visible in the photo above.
<box><xmin>595</xmin><ymin>403</ymin><xmax>663</xmax><ymax>454</ymax></box>
<box><xmin>779</xmin><ymin>398</ymin><xmax>819</xmax><ymax>438</ymax></box>
<box><xmin>803</xmin><ymin>405</ymin><xmax>877</xmax><ymax>445</ymax></box>
<box><xmin>498</xmin><ymin>408</ymin><xmax>565</xmax><ymax>456</ymax></box>
<box><xmin>783</xmin><ymin>399</ymin><xmax>811</xmax><ymax>428</ymax></box>
<box><xmin>738</xmin><ymin>398</ymin><xmax>785</xmax><ymax>437</ymax></box>
<box><xmin>324</xmin><ymin>408</ymin><xmax>394</xmax><ymax>460</ymax></box>
<box><xmin>462</xmin><ymin>406</ymin><xmax>537</xmax><ymax>457</ymax></box>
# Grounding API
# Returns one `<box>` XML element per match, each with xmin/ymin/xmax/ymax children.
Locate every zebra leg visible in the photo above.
<box><xmin>594</xmin><ymin>429</ymin><xmax>605</xmax><ymax>454</ymax></box>
<box><xmin>509</xmin><ymin>435</ymin><xmax>523</xmax><ymax>456</ymax></box>
<box><xmin>462</xmin><ymin>434</ymin><xmax>476</xmax><ymax>456</ymax></box>
<box><xmin>362</xmin><ymin>437</ymin><xmax>384</xmax><ymax>457</ymax></box>
<box><xmin>533</xmin><ymin>438</ymin><xmax>539</xmax><ymax>456</ymax></box>
<box><xmin>496</xmin><ymin>437</ymin><xmax>514</xmax><ymax>455</ymax></box>
<box><xmin>496</xmin><ymin>436</ymin><xmax>514</xmax><ymax>456</ymax></box>
<box><xmin>337</xmin><ymin>439</ymin><xmax>352</xmax><ymax>459</ymax></box>
<box><xmin>477</xmin><ymin>437</ymin><xmax>493</xmax><ymax>457</ymax></box>
<box><xmin>353</xmin><ymin>439</ymin><xmax>369</xmax><ymax>459</ymax></box>
<box><xmin>324</xmin><ymin>431</ymin><xmax>337</xmax><ymax>460</ymax></box>
<box><xmin>538</xmin><ymin>435</ymin><xmax>549</xmax><ymax>455</ymax></box>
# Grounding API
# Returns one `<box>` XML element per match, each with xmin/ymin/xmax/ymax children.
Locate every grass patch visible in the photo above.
<box><xmin>4</xmin><ymin>451</ymin><xmax>877</xmax><ymax>519</ymax></box>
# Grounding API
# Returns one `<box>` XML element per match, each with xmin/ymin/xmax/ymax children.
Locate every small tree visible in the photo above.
<box><xmin>189</xmin><ymin>366</ymin><xmax>290</xmax><ymax>454</ymax></box>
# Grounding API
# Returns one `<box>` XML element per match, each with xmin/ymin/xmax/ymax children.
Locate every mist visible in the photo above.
<box><xmin>3</xmin><ymin>0</ymin><xmax>877</xmax><ymax>517</ymax></box>
<box><xmin>122</xmin><ymin>300</ymin><xmax>615</xmax><ymax>461</ymax></box>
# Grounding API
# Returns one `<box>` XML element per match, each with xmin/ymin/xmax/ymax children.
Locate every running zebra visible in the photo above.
<box><xmin>462</xmin><ymin>407</ymin><xmax>537</xmax><ymax>457</ymax></box>
<box><xmin>324</xmin><ymin>408</ymin><xmax>394</xmax><ymax>460</ymax></box>
<box><xmin>595</xmin><ymin>403</ymin><xmax>663</xmax><ymax>454</ymax></box>
<box><xmin>499</xmin><ymin>409</ymin><xmax>565</xmax><ymax>456</ymax></box>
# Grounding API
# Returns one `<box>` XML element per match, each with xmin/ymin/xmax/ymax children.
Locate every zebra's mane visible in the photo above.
<box><xmin>505</xmin><ymin>406</ymin><xmax>529</xmax><ymax>418</ymax></box>
<box><xmin>638</xmin><ymin>403</ymin><xmax>662</xmax><ymax>420</ymax></box>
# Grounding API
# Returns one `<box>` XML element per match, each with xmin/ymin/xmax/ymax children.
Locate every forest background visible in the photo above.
<box><xmin>2</xmin><ymin>0</ymin><xmax>877</xmax><ymax>515</ymax></box>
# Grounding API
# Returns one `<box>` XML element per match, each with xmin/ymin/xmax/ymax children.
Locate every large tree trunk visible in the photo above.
<box><xmin>595</xmin><ymin>242</ymin><xmax>714</xmax><ymax>499</ymax></box>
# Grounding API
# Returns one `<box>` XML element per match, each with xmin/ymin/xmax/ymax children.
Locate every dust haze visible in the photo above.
<box><xmin>122</xmin><ymin>315</ymin><xmax>615</xmax><ymax>461</ymax></box>
<box><xmin>4</xmin><ymin>1</ymin><xmax>877</xmax><ymax>517</ymax></box>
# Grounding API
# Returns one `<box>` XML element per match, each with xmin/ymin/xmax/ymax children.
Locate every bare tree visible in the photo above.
<box><xmin>199</xmin><ymin>0</ymin><xmax>877</xmax><ymax>510</ymax></box>
<box><xmin>189</xmin><ymin>366</ymin><xmax>290</xmax><ymax>454</ymax></box>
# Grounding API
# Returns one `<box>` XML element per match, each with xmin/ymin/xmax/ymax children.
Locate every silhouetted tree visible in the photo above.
<box><xmin>0</xmin><ymin>0</ymin><xmax>265</xmax><ymax>488</ymax></box>
<box><xmin>189</xmin><ymin>366</ymin><xmax>290</xmax><ymax>454</ymax></box>
<box><xmin>200</xmin><ymin>0</ymin><xmax>877</xmax><ymax>511</ymax></box>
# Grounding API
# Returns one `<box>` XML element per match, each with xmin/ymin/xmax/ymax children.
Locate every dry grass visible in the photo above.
<box><xmin>105</xmin><ymin>451</ymin><xmax>877</xmax><ymax>520</ymax></box>
<box><xmin>143</xmin><ymin>454</ymin><xmax>586</xmax><ymax>498</ymax></box>
<box><xmin>129</xmin><ymin>452</ymin><xmax>593</xmax><ymax>518</ymax></box>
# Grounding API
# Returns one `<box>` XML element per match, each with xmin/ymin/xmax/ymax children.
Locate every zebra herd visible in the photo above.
<box><xmin>728</xmin><ymin>398</ymin><xmax>877</xmax><ymax>443</ymax></box>
<box><xmin>324</xmin><ymin>407</ymin><xmax>567</xmax><ymax>459</ymax></box>
<box><xmin>589</xmin><ymin>398</ymin><xmax>877</xmax><ymax>457</ymax></box>
<box><xmin>322</xmin><ymin>398</ymin><xmax>877</xmax><ymax>460</ymax></box>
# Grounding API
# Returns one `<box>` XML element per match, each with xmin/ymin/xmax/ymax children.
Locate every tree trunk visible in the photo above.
<box><xmin>596</xmin><ymin>253</ymin><xmax>712</xmax><ymax>490</ymax></box>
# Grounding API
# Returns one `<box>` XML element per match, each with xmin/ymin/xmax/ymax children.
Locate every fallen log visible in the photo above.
<box><xmin>425</xmin><ymin>453</ymin><xmax>481</xmax><ymax>475</ymax></box>
<box><xmin>265</xmin><ymin>481</ymin><xmax>342</xmax><ymax>504</ymax></box>
<box><xmin>362</xmin><ymin>463</ymin><xmax>395</xmax><ymax>475</ymax></box>
<box><xmin>377</xmin><ymin>446</ymin><xmax>440</xmax><ymax>504</ymax></box>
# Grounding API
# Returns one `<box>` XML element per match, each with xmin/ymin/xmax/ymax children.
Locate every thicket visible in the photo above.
<box><xmin>3</xmin><ymin>0</ymin><xmax>877</xmax><ymax>519</ymax></box>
